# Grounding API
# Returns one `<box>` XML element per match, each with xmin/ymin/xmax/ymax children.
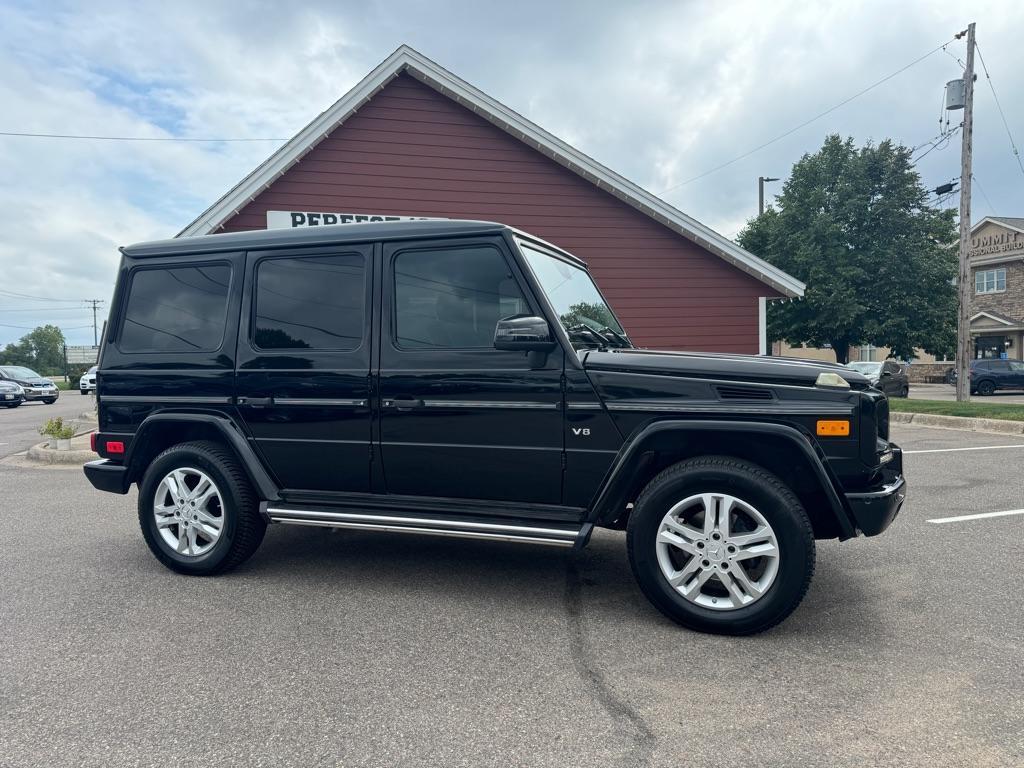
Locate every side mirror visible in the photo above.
<box><xmin>494</xmin><ymin>315</ymin><xmax>556</xmax><ymax>352</ymax></box>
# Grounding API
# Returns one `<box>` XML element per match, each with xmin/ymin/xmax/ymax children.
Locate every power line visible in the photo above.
<box><xmin>0</xmin><ymin>289</ymin><xmax>83</xmax><ymax>302</ymax></box>
<box><xmin>972</xmin><ymin>173</ymin><xmax>997</xmax><ymax>216</ymax></box>
<box><xmin>0</xmin><ymin>130</ymin><xmax>286</xmax><ymax>143</ymax></box>
<box><xmin>0</xmin><ymin>322</ymin><xmax>93</xmax><ymax>331</ymax></box>
<box><xmin>913</xmin><ymin>125</ymin><xmax>962</xmax><ymax>163</ymax></box>
<box><xmin>658</xmin><ymin>34</ymin><xmax>959</xmax><ymax>193</ymax></box>
<box><xmin>0</xmin><ymin>307</ymin><xmax>93</xmax><ymax>312</ymax></box>
<box><xmin>975</xmin><ymin>41</ymin><xmax>1024</xmax><ymax>181</ymax></box>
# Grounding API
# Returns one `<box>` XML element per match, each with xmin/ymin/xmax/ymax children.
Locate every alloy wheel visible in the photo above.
<box><xmin>153</xmin><ymin>467</ymin><xmax>225</xmax><ymax>557</ymax></box>
<box><xmin>655</xmin><ymin>492</ymin><xmax>780</xmax><ymax>611</ymax></box>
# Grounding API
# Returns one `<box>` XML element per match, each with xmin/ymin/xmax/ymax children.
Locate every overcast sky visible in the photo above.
<box><xmin>1</xmin><ymin>0</ymin><xmax>1022</xmax><ymax>347</ymax></box>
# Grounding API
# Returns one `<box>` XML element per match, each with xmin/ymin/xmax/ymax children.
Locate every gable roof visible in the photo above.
<box><xmin>970</xmin><ymin>310</ymin><xmax>1021</xmax><ymax>327</ymax></box>
<box><xmin>972</xmin><ymin>216</ymin><xmax>1024</xmax><ymax>235</ymax></box>
<box><xmin>179</xmin><ymin>45</ymin><xmax>804</xmax><ymax>298</ymax></box>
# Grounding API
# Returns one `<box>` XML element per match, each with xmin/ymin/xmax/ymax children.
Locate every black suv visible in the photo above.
<box><xmin>84</xmin><ymin>221</ymin><xmax>905</xmax><ymax>635</ymax></box>
<box><xmin>968</xmin><ymin>359</ymin><xmax>1024</xmax><ymax>396</ymax></box>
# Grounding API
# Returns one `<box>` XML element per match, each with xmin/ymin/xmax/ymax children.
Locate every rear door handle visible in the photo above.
<box><xmin>237</xmin><ymin>396</ymin><xmax>273</xmax><ymax>407</ymax></box>
<box><xmin>383</xmin><ymin>397</ymin><xmax>424</xmax><ymax>411</ymax></box>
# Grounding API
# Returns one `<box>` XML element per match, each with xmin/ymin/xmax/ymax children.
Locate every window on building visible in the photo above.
<box><xmin>120</xmin><ymin>265</ymin><xmax>231</xmax><ymax>353</ymax></box>
<box><xmin>254</xmin><ymin>254</ymin><xmax>365</xmax><ymax>350</ymax></box>
<box><xmin>394</xmin><ymin>246</ymin><xmax>529</xmax><ymax>349</ymax></box>
<box><xmin>975</xmin><ymin>268</ymin><xmax>1007</xmax><ymax>294</ymax></box>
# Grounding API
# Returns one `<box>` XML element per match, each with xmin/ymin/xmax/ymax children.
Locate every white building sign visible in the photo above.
<box><xmin>66</xmin><ymin>345</ymin><xmax>99</xmax><ymax>365</ymax></box>
<box><xmin>267</xmin><ymin>210</ymin><xmax>441</xmax><ymax>229</ymax></box>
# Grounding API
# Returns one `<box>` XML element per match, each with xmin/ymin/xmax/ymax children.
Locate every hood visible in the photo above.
<box><xmin>581</xmin><ymin>348</ymin><xmax>869</xmax><ymax>389</ymax></box>
<box><xmin>9</xmin><ymin>376</ymin><xmax>52</xmax><ymax>387</ymax></box>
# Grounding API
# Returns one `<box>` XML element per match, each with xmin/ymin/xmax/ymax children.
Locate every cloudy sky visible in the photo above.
<box><xmin>1</xmin><ymin>0</ymin><xmax>1021</xmax><ymax>347</ymax></box>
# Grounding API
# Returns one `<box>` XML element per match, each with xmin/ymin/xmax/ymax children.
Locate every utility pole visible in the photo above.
<box><xmin>758</xmin><ymin>176</ymin><xmax>779</xmax><ymax>216</ymax></box>
<box><xmin>86</xmin><ymin>299</ymin><xmax>104</xmax><ymax>346</ymax></box>
<box><xmin>954</xmin><ymin>22</ymin><xmax>976</xmax><ymax>402</ymax></box>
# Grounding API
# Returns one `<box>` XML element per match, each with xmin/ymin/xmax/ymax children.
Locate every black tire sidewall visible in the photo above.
<box><xmin>978</xmin><ymin>380</ymin><xmax>995</xmax><ymax>396</ymax></box>
<box><xmin>629</xmin><ymin>462</ymin><xmax>813</xmax><ymax>634</ymax></box>
<box><xmin>138</xmin><ymin>446</ymin><xmax>242</xmax><ymax>574</ymax></box>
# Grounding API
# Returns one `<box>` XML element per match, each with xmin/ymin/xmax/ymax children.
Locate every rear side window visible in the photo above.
<box><xmin>120</xmin><ymin>265</ymin><xmax>231</xmax><ymax>353</ymax></box>
<box><xmin>254</xmin><ymin>253</ymin><xmax>365</xmax><ymax>351</ymax></box>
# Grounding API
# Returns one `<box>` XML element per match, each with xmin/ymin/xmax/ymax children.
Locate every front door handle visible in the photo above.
<box><xmin>237</xmin><ymin>396</ymin><xmax>273</xmax><ymax>407</ymax></box>
<box><xmin>383</xmin><ymin>397</ymin><xmax>424</xmax><ymax>411</ymax></box>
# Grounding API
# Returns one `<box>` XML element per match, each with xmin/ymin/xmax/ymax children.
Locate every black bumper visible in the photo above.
<box><xmin>83</xmin><ymin>459</ymin><xmax>131</xmax><ymax>494</ymax></box>
<box><xmin>844</xmin><ymin>450</ymin><xmax>906</xmax><ymax>536</ymax></box>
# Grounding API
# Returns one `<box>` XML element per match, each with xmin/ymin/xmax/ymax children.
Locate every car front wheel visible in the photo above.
<box><xmin>138</xmin><ymin>441</ymin><xmax>266</xmax><ymax>575</ymax></box>
<box><xmin>627</xmin><ymin>456</ymin><xmax>815</xmax><ymax>635</ymax></box>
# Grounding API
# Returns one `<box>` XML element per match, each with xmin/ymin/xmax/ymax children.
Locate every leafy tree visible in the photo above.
<box><xmin>0</xmin><ymin>325</ymin><xmax>67</xmax><ymax>372</ymax></box>
<box><xmin>560</xmin><ymin>301</ymin><xmax>617</xmax><ymax>330</ymax></box>
<box><xmin>738</xmin><ymin>135</ymin><xmax>957</xmax><ymax>364</ymax></box>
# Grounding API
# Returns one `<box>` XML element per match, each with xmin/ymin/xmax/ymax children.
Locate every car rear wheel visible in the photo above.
<box><xmin>627</xmin><ymin>456</ymin><xmax>815</xmax><ymax>635</ymax></box>
<box><xmin>900</xmin><ymin>385</ymin><xmax>909</xmax><ymax>398</ymax></box>
<box><xmin>976</xmin><ymin>380</ymin><xmax>996</xmax><ymax>396</ymax></box>
<box><xmin>138</xmin><ymin>440</ymin><xmax>266</xmax><ymax>575</ymax></box>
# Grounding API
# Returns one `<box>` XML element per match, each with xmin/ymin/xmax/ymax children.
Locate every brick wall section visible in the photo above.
<box><xmin>220</xmin><ymin>73</ymin><xmax>778</xmax><ymax>353</ymax></box>
<box><xmin>971</xmin><ymin>261</ymin><xmax>1024</xmax><ymax>321</ymax></box>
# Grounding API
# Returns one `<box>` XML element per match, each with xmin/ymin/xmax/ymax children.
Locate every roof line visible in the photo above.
<box><xmin>178</xmin><ymin>45</ymin><xmax>805</xmax><ymax>298</ymax></box>
<box><xmin>971</xmin><ymin>216</ymin><xmax>1024</xmax><ymax>236</ymax></box>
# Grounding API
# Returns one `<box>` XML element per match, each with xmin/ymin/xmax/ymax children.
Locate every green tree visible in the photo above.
<box><xmin>738</xmin><ymin>135</ymin><xmax>957</xmax><ymax>364</ymax></box>
<box><xmin>0</xmin><ymin>325</ymin><xmax>67</xmax><ymax>372</ymax></box>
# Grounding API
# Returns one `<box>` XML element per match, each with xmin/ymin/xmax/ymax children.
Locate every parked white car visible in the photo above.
<box><xmin>80</xmin><ymin>365</ymin><xmax>97</xmax><ymax>395</ymax></box>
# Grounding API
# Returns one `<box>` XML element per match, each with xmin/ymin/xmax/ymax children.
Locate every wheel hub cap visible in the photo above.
<box><xmin>153</xmin><ymin>467</ymin><xmax>224</xmax><ymax>557</ymax></box>
<box><xmin>655</xmin><ymin>492</ymin><xmax>781</xmax><ymax>611</ymax></box>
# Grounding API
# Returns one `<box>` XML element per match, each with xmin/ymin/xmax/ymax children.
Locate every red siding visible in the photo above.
<box><xmin>222</xmin><ymin>74</ymin><xmax>776</xmax><ymax>352</ymax></box>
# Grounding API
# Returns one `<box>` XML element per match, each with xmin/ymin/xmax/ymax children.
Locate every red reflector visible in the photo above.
<box><xmin>107</xmin><ymin>441</ymin><xmax>125</xmax><ymax>454</ymax></box>
<box><xmin>90</xmin><ymin>432</ymin><xmax>97</xmax><ymax>452</ymax></box>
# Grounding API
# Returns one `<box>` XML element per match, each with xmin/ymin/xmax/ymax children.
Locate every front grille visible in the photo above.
<box><xmin>876</xmin><ymin>397</ymin><xmax>890</xmax><ymax>440</ymax></box>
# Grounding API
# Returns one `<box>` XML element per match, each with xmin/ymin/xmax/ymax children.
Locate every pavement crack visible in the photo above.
<box><xmin>564</xmin><ymin>557</ymin><xmax>655</xmax><ymax>768</ymax></box>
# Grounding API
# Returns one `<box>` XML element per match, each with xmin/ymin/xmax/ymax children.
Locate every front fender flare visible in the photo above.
<box><xmin>587</xmin><ymin>419</ymin><xmax>856</xmax><ymax>539</ymax></box>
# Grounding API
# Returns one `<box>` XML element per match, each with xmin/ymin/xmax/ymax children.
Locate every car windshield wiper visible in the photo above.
<box><xmin>566</xmin><ymin>325</ymin><xmax>609</xmax><ymax>350</ymax></box>
<box><xmin>598</xmin><ymin>326</ymin><xmax>631</xmax><ymax>348</ymax></box>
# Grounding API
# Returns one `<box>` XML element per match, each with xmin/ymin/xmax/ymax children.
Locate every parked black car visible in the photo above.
<box><xmin>966</xmin><ymin>359</ymin><xmax>1024</xmax><ymax>395</ymax></box>
<box><xmin>0</xmin><ymin>366</ymin><xmax>59</xmax><ymax>404</ymax></box>
<box><xmin>84</xmin><ymin>221</ymin><xmax>905</xmax><ymax>635</ymax></box>
<box><xmin>846</xmin><ymin>360</ymin><xmax>909</xmax><ymax>398</ymax></box>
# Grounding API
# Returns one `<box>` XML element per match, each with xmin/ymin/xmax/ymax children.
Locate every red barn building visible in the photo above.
<box><xmin>181</xmin><ymin>46</ymin><xmax>803</xmax><ymax>353</ymax></box>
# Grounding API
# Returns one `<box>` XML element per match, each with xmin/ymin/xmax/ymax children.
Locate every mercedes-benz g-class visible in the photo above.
<box><xmin>84</xmin><ymin>221</ymin><xmax>905</xmax><ymax>634</ymax></box>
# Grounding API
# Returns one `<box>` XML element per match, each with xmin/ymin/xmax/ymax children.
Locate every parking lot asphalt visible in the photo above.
<box><xmin>1</xmin><ymin>423</ymin><xmax>1022</xmax><ymax>768</ymax></box>
<box><xmin>0</xmin><ymin>393</ymin><xmax>90</xmax><ymax>458</ymax></box>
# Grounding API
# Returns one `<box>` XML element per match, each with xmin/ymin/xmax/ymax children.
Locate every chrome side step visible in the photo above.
<box><xmin>264</xmin><ymin>506</ymin><xmax>584</xmax><ymax>547</ymax></box>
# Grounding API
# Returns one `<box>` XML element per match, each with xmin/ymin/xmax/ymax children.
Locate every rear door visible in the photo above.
<box><xmin>235</xmin><ymin>244</ymin><xmax>373</xmax><ymax>493</ymax></box>
<box><xmin>377</xmin><ymin>236</ymin><xmax>565</xmax><ymax>506</ymax></box>
<box><xmin>1010</xmin><ymin>361</ymin><xmax>1024</xmax><ymax>390</ymax></box>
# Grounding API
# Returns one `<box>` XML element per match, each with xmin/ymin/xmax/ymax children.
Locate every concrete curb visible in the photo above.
<box><xmin>26</xmin><ymin>441</ymin><xmax>96</xmax><ymax>465</ymax></box>
<box><xmin>892</xmin><ymin>411</ymin><xmax>1024</xmax><ymax>435</ymax></box>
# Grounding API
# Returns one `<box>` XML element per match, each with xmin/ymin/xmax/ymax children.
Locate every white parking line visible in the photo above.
<box><xmin>927</xmin><ymin>509</ymin><xmax>1024</xmax><ymax>524</ymax></box>
<box><xmin>904</xmin><ymin>444</ymin><xmax>1024</xmax><ymax>454</ymax></box>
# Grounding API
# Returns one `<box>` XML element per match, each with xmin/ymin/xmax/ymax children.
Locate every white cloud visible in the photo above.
<box><xmin>0</xmin><ymin>0</ymin><xmax>1021</xmax><ymax>346</ymax></box>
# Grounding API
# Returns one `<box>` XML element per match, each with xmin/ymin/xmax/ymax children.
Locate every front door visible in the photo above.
<box><xmin>235</xmin><ymin>244</ymin><xmax>373</xmax><ymax>493</ymax></box>
<box><xmin>378</xmin><ymin>237</ymin><xmax>564</xmax><ymax>507</ymax></box>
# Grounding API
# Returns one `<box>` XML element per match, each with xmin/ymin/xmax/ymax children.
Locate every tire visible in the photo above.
<box><xmin>80</xmin><ymin>389</ymin><xmax>87</xmax><ymax>395</ymax></box>
<box><xmin>627</xmin><ymin>456</ymin><xmax>815</xmax><ymax>636</ymax></box>
<box><xmin>5</xmin><ymin>402</ymin><xmax>19</xmax><ymax>408</ymax></box>
<box><xmin>42</xmin><ymin>398</ymin><xmax>57</xmax><ymax>404</ymax></box>
<box><xmin>900</xmin><ymin>386</ymin><xmax>909</xmax><ymax>398</ymax></box>
<box><xmin>137</xmin><ymin>440</ymin><xmax>266</xmax><ymax>575</ymax></box>
<box><xmin>976</xmin><ymin>380</ymin><xmax>996</xmax><ymax>396</ymax></box>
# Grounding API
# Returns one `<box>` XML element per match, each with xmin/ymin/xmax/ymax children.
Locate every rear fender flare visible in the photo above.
<box><xmin>127</xmin><ymin>412</ymin><xmax>279</xmax><ymax>501</ymax></box>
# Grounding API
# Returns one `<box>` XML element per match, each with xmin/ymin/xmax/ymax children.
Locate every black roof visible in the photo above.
<box><xmin>121</xmin><ymin>220</ymin><xmax>511</xmax><ymax>258</ymax></box>
<box><xmin>119</xmin><ymin>219</ymin><xmax>584</xmax><ymax>266</ymax></box>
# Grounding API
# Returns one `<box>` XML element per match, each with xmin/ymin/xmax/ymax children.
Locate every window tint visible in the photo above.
<box><xmin>394</xmin><ymin>247</ymin><xmax>529</xmax><ymax>349</ymax></box>
<box><xmin>120</xmin><ymin>265</ymin><xmax>230</xmax><ymax>353</ymax></box>
<box><xmin>254</xmin><ymin>254</ymin><xmax>365</xmax><ymax>350</ymax></box>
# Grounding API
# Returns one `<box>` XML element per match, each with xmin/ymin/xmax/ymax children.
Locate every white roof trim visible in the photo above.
<box><xmin>179</xmin><ymin>45</ymin><xmax>805</xmax><ymax>298</ymax></box>
<box><xmin>970</xmin><ymin>311</ymin><xmax>1016</xmax><ymax>326</ymax></box>
<box><xmin>971</xmin><ymin>217</ymin><xmax>1024</xmax><ymax>236</ymax></box>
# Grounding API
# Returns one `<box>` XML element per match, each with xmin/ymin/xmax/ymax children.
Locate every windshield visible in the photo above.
<box><xmin>847</xmin><ymin>362</ymin><xmax>882</xmax><ymax>375</ymax></box>
<box><xmin>0</xmin><ymin>366</ymin><xmax>41</xmax><ymax>379</ymax></box>
<box><xmin>518</xmin><ymin>241</ymin><xmax>629</xmax><ymax>350</ymax></box>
